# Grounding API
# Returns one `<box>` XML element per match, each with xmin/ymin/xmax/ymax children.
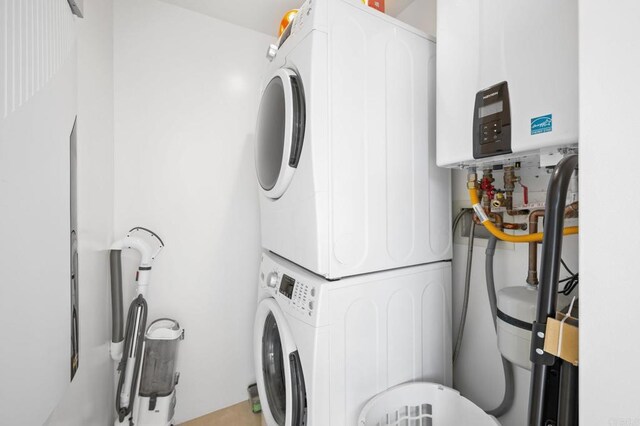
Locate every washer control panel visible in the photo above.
<box><xmin>290</xmin><ymin>279</ymin><xmax>312</xmax><ymax>315</ymax></box>
<box><xmin>266</xmin><ymin>272</ymin><xmax>315</xmax><ymax>317</ymax></box>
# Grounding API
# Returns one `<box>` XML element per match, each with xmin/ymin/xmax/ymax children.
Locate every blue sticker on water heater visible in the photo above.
<box><xmin>531</xmin><ymin>114</ymin><xmax>553</xmax><ymax>135</ymax></box>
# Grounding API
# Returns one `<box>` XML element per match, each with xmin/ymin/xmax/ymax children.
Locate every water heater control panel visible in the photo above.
<box><xmin>473</xmin><ymin>81</ymin><xmax>512</xmax><ymax>159</ymax></box>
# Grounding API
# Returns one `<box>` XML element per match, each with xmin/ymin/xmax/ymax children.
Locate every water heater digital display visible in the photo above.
<box><xmin>478</xmin><ymin>101</ymin><xmax>503</xmax><ymax>118</ymax></box>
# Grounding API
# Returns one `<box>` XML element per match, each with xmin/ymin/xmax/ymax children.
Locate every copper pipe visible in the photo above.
<box><xmin>472</xmin><ymin>213</ymin><xmax>484</xmax><ymax>225</ymax></box>
<box><xmin>506</xmin><ymin>192</ymin><xmax>530</xmax><ymax>216</ymax></box>
<box><xmin>471</xmin><ymin>210</ymin><xmax>526</xmax><ymax>231</ymax></box>
<box><xmin>526</xmin><ymin>209</ymin><xmax>546</xmax><ymax>286</ymax></box>
<box><xmin>489</xmin><ymin>212</ymin><xmax>502</xmax><ymax>228</ymax></box>
<box><xmin>503</xmin><ymin>222</ymin><xmax>527</xmax><ymax>231</ymax></box>
<box><xmin>526</xmin><ymin>202</ymin><xmax>579</xmax><ymax>286</ymax></box>
<box><xmin>504</xmin><ymin>165</ymin><xmax>529</xmax><ymax>216</ymax></box>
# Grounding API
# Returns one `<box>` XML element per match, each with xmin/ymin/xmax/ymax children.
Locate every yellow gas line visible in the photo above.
<box><xmin>468</xmin><ymin>188</ymin><xmax>578</xmax><ymax>243</ymax></box>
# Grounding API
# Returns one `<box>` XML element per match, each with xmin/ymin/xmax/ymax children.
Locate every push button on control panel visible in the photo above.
<box><xmin>290</xmin><ymin>281</ymin><xmax>315</xmax><ymax>316</ymax></box>
<box><xmin>480</xmin><ymin>119</ymin><xmax>502</xmax><ymax>144</ymax></box>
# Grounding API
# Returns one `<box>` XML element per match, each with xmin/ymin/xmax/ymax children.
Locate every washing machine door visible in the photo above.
<box><xmin>255</xmin><ymin>68</ymin><xmax>306</xmax><ymax>199</ymax></box>
<box><xmin>254</xmin><ymin>298</ymin><xmax>307</xmax><ymax>426</ymax></box>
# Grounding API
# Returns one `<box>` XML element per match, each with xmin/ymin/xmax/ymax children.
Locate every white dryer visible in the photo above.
<box><xmin>254</xmin><ymin>251</ymin><xmax>452</xmax><ymax>426</ymax></box>
<box><xmin>255</xmin><ymin>0</ymin><xmax>451</xmax><ymax>279</ymax></box>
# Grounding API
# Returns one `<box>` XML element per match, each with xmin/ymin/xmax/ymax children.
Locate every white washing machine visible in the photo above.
<box><xmin>255</xmin><ymin>0</ymin><xmax>451</xmax><ymax>279</ymax></box>
<box><xmin>254</xmin><ymin>251</ymin><xmax>452</xmax><ymax>426</ymax></box>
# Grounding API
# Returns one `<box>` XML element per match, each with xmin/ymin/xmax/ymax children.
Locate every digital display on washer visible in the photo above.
<box><xmin>478</xmin><ymin>100</ymin><xmax>504</xmax><ymax>118</ymax></box>
<box><xmin>279</xmin><ymin>274</ymin><xmax>296</xmax><ymax>299</ymax></box>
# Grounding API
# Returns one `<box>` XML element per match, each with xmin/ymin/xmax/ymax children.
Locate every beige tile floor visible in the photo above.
<box><xmin>181</xmin><ymin>401</ymin><xmax>264</xmax><ymax>426</ymax></box>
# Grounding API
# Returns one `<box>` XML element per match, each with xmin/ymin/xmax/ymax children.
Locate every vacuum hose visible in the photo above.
<box><xmin>110</xmin><ymin>250</ymin><xmax>124</xmax><ymax>344</ymax></box>
<box><xmin>485</xmin><ymin>236</ymin><xmax>515</xmax><ymax>418</ymax></box>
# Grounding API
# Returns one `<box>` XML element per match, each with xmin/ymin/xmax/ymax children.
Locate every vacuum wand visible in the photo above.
<box><xmin>109</xmin><ymin>227</ymin><xmax>164</xmax><ymax>361</ymax></box>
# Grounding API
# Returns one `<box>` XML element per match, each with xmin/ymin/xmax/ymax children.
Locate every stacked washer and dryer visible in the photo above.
<box><xmin>253</xmin><ymin>1</ymin><xmax>452</xmax><ymax>425</ymax></box>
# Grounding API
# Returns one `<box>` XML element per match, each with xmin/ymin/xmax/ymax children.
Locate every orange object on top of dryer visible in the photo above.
<box><xmin>278</xmin><ymin>9</ymin><xmax>299</xmax><ymax>37</ymax></box>
<box><xmin>362</xmin><ymin>0</ymin><xmax>385</xmax><ymax>13</ymax></box>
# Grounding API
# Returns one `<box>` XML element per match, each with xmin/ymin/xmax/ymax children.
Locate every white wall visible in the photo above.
<box><xmin>45</xmin><ymin>0</ymin><xmax>116</xmax><ymax>424</ymax></box>
<box><xmin>579</xmin><ymin>2</ymin><xmax>640</xmax><ymax>424</ymax></box>
<box><xmin>113</xmin><ymin>0</ymin><xmax>273</xmax><ymax>422</ymax></box>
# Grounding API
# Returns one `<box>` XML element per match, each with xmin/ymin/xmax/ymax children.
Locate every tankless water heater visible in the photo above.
<box><xmin>436</xmin><ymin>0</ymin><xmax>578</xmax><ymax>168</ymax></box>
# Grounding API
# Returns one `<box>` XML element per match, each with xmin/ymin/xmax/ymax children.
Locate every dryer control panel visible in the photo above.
<box><xmin>290</xmin><ymin>0</ymin><xmax>314</xmax><ymax>38</ymax></box>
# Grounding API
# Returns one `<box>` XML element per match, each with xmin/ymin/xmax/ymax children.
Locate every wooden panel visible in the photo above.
<box><xmin>181</xmin><ymin>401</ymin><xmax>264</xmax><ymax>426</ymax></box>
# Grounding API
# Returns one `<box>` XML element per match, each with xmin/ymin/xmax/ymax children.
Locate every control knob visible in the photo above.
<box><xmin>266</xmin><ymin>272</ymin><xmax>279</xmax><ymax>288</ymax></box>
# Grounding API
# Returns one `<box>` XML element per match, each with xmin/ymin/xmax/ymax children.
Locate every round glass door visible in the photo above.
<box><xmin>255</xmin><ymin>298</ymin><xmax>308</xmax><ymax>426</ymax></box>
<box><xmin>255</xmin><ymin>68</ymin><xmax>306</xmax><ymax>199</ymax></box>
<box><xmin>262</xmin><ymin>312</ymin><xmax>287</xmax><ymax>425</ymax></box>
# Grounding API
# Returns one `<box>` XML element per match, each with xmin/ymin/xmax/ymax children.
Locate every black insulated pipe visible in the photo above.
<box><xmin>558</xmin><ymin>361</ymin><xmax>579</xmax><ymax>425</ymax></box>
<box><xmin>110</xmin><ymin>250</ymin><xmax>124</xmax><ymax>343</ymax></box>
<box><xmin>528</xmin><ymin>154</ymin><xmax>579</xmax><ymax>426</ymax></box>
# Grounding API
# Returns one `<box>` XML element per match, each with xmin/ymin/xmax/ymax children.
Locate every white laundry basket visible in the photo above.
<box><xmin>358</xmin><ymin>382</ymin><xmax>501</xmax><ymax>426</ymax></box>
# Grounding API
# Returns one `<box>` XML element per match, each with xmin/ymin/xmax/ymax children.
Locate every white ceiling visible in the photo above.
<box><xmin>158</xmin><ymin>0</ymin><xmax>417</xmax><ymax>36</ymax></box>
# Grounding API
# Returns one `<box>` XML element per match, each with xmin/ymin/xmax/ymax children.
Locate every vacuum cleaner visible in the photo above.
<box><xmin>110</xmin><ymin>227</ymin><xmax>184</xmax><ymax>426</ymax></box>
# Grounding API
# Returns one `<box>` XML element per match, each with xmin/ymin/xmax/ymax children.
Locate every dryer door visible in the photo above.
<box><xmin>255</xmin><ymin>68</ymin><xmax>306</xmax><ymax>199</ymax></box>
<box><xmin>254</xmin><ymin>298</ymin><xmax>307</xmax><ymax>426</ymax></box>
